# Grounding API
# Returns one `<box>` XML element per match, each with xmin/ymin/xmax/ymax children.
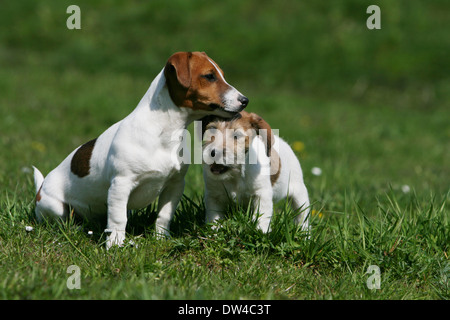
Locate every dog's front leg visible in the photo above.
<box><xmin>253</xmin><ymin>189</ymin><xmax>274</xmax><ymax>233</ymax></box>
<box><xmin>155</xmin><ymin>177</ymin><xmax>185</xmax><ymax>238</ymax></box>
<box><xmin>204</xmin><ymin>190</ymin><xmax>227</xmax><ymax>226</ymax></box>
<box><xmin>105</xmin><ymin>177</ymin><xmax>132</xmax><ymax>249</ymax></box>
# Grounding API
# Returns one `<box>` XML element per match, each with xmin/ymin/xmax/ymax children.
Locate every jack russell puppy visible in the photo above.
<box><xmin>201</xmin><ymin>111</ymin><xmax>310</xmax><ymax>233</ymax></box>
<box><xmin>33</xmin><ymin>52</ymin><xmax>249</xmax><ymax>248</ymax></box>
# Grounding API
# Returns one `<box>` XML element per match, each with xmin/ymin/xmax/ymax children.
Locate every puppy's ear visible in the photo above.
<box><xmin>165</xmin><ymin>52</ymin><xmax>192</xmax><ymax>89</ymax></box>
<box><xmin>199</xmin><ymin>115</ymin><xmax>218</xmax><ymax>138</ymax></box>
<box><xmin>250</xmin><ymin>113</ymin><xmax>274</xmax><ymax>157</ymax></box>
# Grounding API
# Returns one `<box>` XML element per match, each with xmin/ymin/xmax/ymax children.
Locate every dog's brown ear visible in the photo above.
<box><xmin>165</xmin><ymin>52</ymin><xmax>192</xmax><ymax>89</ymax></box>
<box><xmin>250</xmin><ymin>113</ymin><xmax>274</xmax><ymax>157</ymax></box>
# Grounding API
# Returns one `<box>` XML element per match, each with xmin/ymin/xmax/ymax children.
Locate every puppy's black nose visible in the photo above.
<box><xmin>238</xmin><ymin>96</ymin><xmax>249</xmax><ymax>108</ymax></box>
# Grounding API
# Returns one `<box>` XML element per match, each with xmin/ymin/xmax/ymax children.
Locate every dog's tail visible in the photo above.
<box><xmin>32</xmin><ymin>166</ymin><xmax>45</xmax><ymax>194</ymax></box>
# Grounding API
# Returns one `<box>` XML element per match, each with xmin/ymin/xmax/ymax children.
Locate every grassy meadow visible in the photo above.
<box><xmin>0</xmin><ymin>1</ymin><xmax>449</xmax><ymax>299</ymax></box>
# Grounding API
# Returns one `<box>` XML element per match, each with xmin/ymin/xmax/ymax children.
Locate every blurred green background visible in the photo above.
<box><xmin>1</xmin><ymin>1</ymin><xmax>449</xmax><ymax>300</ymax></box>
<box><xmin>0</xmin><ymin>0</ymin><xmax>449</xmax><ymax>202</ymax></box>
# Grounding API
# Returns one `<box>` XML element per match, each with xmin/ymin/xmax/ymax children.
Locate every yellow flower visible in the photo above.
<box><xmin>311</xmin><ymin>210</ymin><xmax>323</xmax><ymax>218</ymax></box>
<box><xmin>31</xmin><ymin>141</ymin><xmax>46</xmax><ymax>153</ymax></box>
<box><xmin>292</xmin><ymin>141</ymin><xmax>305</xmax><ymax>153</ymax></box>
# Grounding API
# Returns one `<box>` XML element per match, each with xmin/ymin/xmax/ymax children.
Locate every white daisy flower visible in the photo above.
<box><xmin>311</xmin><ymin>167</ymin><xmax>322</xmax><ymax>176</ymax></box>
<box><xmin>401</xmin><ymin>185</ymin><xmax>411</xmax><ymax>193</ymax></box>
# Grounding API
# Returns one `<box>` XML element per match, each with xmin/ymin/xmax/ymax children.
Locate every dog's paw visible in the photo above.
<box><xmin>256</xmin><ymin>217</ymin><xmax>272</xmax><ymax>234</ymax></box>
<box><xmin>105</xmin><ymin>229</ymin><xmax>126</xmax><ymax>249</ymax></box>
<box><xmin>155</xmin><ymin>224</ymin><xmax>171</xmax><ymax>240</ymax></box>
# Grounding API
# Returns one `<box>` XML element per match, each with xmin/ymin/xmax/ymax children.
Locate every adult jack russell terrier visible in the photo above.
<box><xmin>33</xmin><ymin>51</ymin><xmax>249</xmax><ymax>248</ymax></box>
<box><xmin>201</xmin><ymin>111</ymin><xmax>310</xmax><ymax>233</ymax></box>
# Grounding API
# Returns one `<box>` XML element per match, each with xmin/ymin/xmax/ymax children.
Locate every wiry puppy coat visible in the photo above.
<box><xmin>201</xmin><ymin>111</ymin><xmax>310</xmax><ymax>233</ymax></box>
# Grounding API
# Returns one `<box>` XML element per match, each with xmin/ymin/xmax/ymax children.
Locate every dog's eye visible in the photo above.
<box><xmin>202</xmin><ymin>73</ymin><xmax>217</xmax><ymax>82</ymax></box>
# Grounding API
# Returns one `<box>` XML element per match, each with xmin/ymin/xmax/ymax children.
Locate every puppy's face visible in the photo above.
<box><xmin>165</xmin><ymin>52</ymin><xmax>248</xmax><ymax>118</ymax></box>
<box><xmin>202</xmin><ymin>111</ymin><xmax>273</xmax><ymax>179</ymax></box>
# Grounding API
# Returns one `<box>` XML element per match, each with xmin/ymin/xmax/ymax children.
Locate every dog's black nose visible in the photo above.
<box><xmin>238</xmin><ymin>96</ymin><xmax>249</xmax><ymax>108</ymax></box>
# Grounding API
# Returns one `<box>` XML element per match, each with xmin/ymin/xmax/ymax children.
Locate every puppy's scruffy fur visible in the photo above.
<box><xmin>201</xmin><ymin>111</ymin><xmax>310</xmax><ymax>233</ymax></box>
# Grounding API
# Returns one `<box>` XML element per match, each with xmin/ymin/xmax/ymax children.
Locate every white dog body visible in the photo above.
<box><xmin>33</xmin><ymin>52</ymin><xmax>248</xmax><ymax>248</ymax></box>
<box><xmin>202</xmin><ymin>112</ymin><xmax>310</xmax><ymax>233</ymax></box>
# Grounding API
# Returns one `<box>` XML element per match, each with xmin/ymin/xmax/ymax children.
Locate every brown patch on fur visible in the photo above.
<box><xmin>165</xmin><ymin>52</ymin><xmax>192</xmax><ymax>107</ymax></box>
<box><xmin>233</xmin><ymin>111</ymin><xmax>274</xmax><ymax>157</ymax></box>
<box><xmin>35</xmin><ymin>186</ymin><xmax>42</xmax><ymax>203</ymax></box>
<box><xmin>164</xmin><ymin>51</ymin><xmax>233</xmax><ymax>112</ymax></box>
<box><xmin>241</xmin><ymin>112</ymin><xmax>279</xmax><ymax>185</ymax></box>
<box><xmin>270</xmin><ymin>149</ymin><xmax>281</xmax><ymax>186</ymax></box>
<box><xmin>233</xmin><ymin>111</ymin><xmax>280</xmax><ymax>184</ymax></box>
<box><xmin>249</xmin><ymin>115</ymin><xmax>273</xmax><ymax>157</ymax></box>
<box><xmin>71</xmin><ymin>138</ymin><xmax>97</xmax><ymax>178</ymax></box>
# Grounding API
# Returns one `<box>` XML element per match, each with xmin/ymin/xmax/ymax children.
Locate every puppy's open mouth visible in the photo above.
<box><xmin>210</xmin><ymin>163</ymin><xmax>230</xmax><ymax>175</ymax></box>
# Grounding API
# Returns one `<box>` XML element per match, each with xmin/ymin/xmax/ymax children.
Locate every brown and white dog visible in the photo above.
<box><xmin>33</xmin><ymin>52</ymin><xmax>248</xmax><ymax>248</ymax></box>
<box><xmin>201</xmin><ymin>111</ymin><xmax>310</xmax><ymax>233</ymax></box>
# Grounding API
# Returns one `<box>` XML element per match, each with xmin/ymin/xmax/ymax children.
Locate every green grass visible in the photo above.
<box><xmin>0</xmin><ymin>0</ymin><xmax>449</xmax><ymax>299</ymax></box>
<box><xmin>1</xmin><ymin>190</ymin><xmax>449</xmax><ymax>299</ymax></box>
